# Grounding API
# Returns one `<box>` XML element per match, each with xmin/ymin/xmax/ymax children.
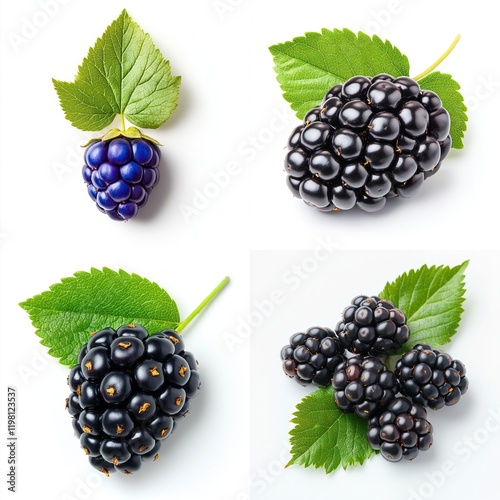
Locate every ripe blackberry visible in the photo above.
<box><xmin>332</xmin><ymin>356</ymin><xmax>399</xmax><ymax>418</ymax></box>
<box><xmin>284</xmin><ymin>75</ymin><xmax>451</xmax><ymax>212</ymax></box>
<box><xmin>280</xmin><ymin>327</ymin><xmax>346</xmax><ymax>386</ymax></box>
<box><xmin>335</xmin><ymin>295</ymin><xmax>409</xmax><ymax>356</ymax></box>
<box><xmin>367</xmin><ymin>397</ymin><xmax>433</xmax><ymax>462</ymax></box>
<box><xmin>67</xmin><ymin>325</ymin><xmax>200</xmax><ymax>475</ymax></box>
<box><xmin>395</xmin><ymin>344</ymin><xmax>468</xmax><ymax>410</ymax></box>
<box><xmin>82</xmin><ymin>136</ymin><xmax>161</xmax><ymax>221</ymax></box>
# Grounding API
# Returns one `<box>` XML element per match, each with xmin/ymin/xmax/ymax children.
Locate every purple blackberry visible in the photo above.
<box><xmin>83</xmin><ymin>136</ymin><xmax>161</xmax><ymax>221</ymax></box>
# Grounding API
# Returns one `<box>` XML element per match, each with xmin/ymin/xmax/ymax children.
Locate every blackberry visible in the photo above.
<box><xmin>284</xmin><ymin>75</ymin><xmax>451</xmax><ymax>212</ymax></box>
<box><xmin>367</xmin><ymin>397</ymin><xmax>433</xmax><ymax>462</ymax></box>
<box><xmin>395</xmin><ymin>344</ymin><xmax>468</xmax><ymax>410</ymax></box>
<box><xmin>335</xmin><ymin>295</ymin><xmax>410</xmax><ymax>356</ymax></box>
<box><xmin>280</xmin><ymin>327</ymin><xmax>346</xmax><ymax>386</ymax></box>
<box><xmin>67</xmin><ymin>325</ymin><xmax>200</xmax><ymax>475</ymax></box>
<box><xmin>332</xmin><ymin>356</ymin><xmax>399</xmax><ymax>418</ymax></box>
<box><xmin>82</xmin><ymin>135</ymin><xmax>161</xmax><ymax>221</ymax></box>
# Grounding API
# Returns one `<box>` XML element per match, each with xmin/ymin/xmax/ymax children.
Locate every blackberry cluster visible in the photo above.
<box><xmin>67</xmin><ymin>324</ymin><xmax>200</xmax><ymax>475</ymax></box>
<box><xmin>332</xmin><ymin>356</ymin><xmax>399</xmax><ymax>418</ymax></box>
<box><xmin>82</xmin><ymin>136</ymin><xmax>161</xmax><ymax>221</ymax></box>
<box><xmin>281</xmin><ymin>295</ymin><xmax>470</xmax><ymax>463</ymax></box>
<box><xmin>284</xmin><ymin>75</ymin><xmax>451</xmax><ymax>212</ymax></box>
<box><xmin>280</xmin><ymin>327</ymin><xmax>345</xmax><ymax>386</ymax></box>
<box><xmin>395</xmin><ymin>344</ymin><xmax>469</xmax><ymax>410</ymax></box>
<box><xmin>335</xmin><ymin>295</ymin><xmax>409</xmax><ymax>356</ymax></box>
<box><xmin>367</xmin><ymin>397</ymin><xmax>433</xmax><ymax>462</ymax></box>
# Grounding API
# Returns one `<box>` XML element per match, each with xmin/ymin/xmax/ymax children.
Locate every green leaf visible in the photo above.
<box><xmin>380</xmin><ymin>261</ymin><xmax>468</xmax><ymax>353</ymax></box>
<box><xmin>269</xmin><ymin>29</ymin><xmax>410</xmax><ymax>119</ymax></box>
<box><xmin>19</xmin><ymin>268</ymin><xmax>180</xmax><ymax>366</ymax></box>
<box><xmin>418</xmin><ymin>71</ymin><xmax>467</xmax><ymax>149</ymax></box>
<box><xmin>53</xmin><ymin>9</ymin><xmax>181</xmax><ymax>131</ymax></box>
<box><xmin>288</xmin><ymin>387</ymin><xmax>375</xmax><ymax>473</ymax></box>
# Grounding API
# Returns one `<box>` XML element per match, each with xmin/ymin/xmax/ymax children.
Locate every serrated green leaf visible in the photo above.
<box><xmin>288</xmin><ymin>386</ymin><xmax>375</xmax><ymax>473</ymax></box>
<box><xmin>418</xmin><ymin>72</ymin><xmax>467</xmax><ymax>149</ymax></box>
<box><xmin>53</xmin><ymin>9</ymin><xmax>181</xmax><ymax>131</ymax></box>
<box><xmin>269</xmin><ymin>29</ymin><xmax>410</xmax><ymax>119</ymax></box>
<box><xmin>380</xmin><ymin>261</ymin><xmax>468</xmax><ymax>353</ymax></box>
<box><xmin>19</xmin><ymin>268</ymin><xmax>180</xmax><ymax>366</ymax></box>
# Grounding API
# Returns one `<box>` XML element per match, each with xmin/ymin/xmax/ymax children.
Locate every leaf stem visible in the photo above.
<box><xmin>412</xmin><ymin>34</ymin><xmax>461</xmax><ymax>81</ymax></box>
<box><xmin>177</xmin><ymin>277</ymin><xmax>229</xmax><ymax>334</ymax></box>
<box><xmin>120</xmin><ymin>114</ymin><xmax>126</xmax><ymax>132</ymax></box>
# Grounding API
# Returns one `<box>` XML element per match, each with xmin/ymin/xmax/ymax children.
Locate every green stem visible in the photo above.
<box><xmin>412</xmin><ymin>34</ymin><xmax>461</xmax><ymax>81</ymax></box>
<box><xmin>120</xmin><ymin>114</ymin><xmax>126</xmax><ymax>132</ymax></box>
<box><xmin>177</xmin><ymin>277</ymin><xmax>230</xmax><ymax>334</ymax></box>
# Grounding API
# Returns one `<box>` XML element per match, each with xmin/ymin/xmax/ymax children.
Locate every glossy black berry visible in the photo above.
<box><xmin>339</xmin><ymin>101</ymin><xmax>373</xmax><ymax>129</ymax></box>
<box><xmin>341</xmin><ymin>76</ymin><xmax>371</xmax><ymax>100</ymax></box>
<box><xmin>395</xmin><ymin>344</ymin><xmax>469</xmax><ymax>410</ymax></box>
<box><xmin>367</xmin><ymin>81</ymin><xmax>402</xmax><ymax>110</ymax></box>
<box><xmin>83</xmin><ymin>136</ymin><xmax>161</xmax><ymax>221</ymax></box>
<box><xmin>109</xmin><ymin>336</ymin><xmax>145</xmax><ymax>368</ymax></box>
<box><xmin>367</xmin><ymin>397</ymin><xmax>433</xmax><ymax>462</ymax></box>
<box><xmin>133</xmin><ymin>359</ymin><xmax>165</xmax><ymax>392</ymax></box>
<box><xmin>81</xmin><ymin>347</ymin><xmax>111</xmax><ymax>380</ymax></box>
<box><xmin>154</xmin><ymin>329</ymin><xmax>185</xmax><ymax>354</ymax></box>
<box><xmin>332</xmin><ymin>129</ymin><xmax>363</xmax><ymax>160</ymax></box>
<box><xmin>100</xmin><ymin>439</ymin><xmax>132</xmax><ymax>465</ymax></box>
<box><xmin>87</xmin><ymin>328</ymin><xmax>117</xmax><ymax>350</ymax></box>
<box><xmin>309</xmin><ymin>151</ymin><xmax>340</xmax><ymax>180</ymax></box>
<box><xmin>301</xmin><ymin>122</ymin><xmax>332</xmax><ymax>150</ymax></box>
<box><xmin>284</xmin><ymin>74</ymin><xmax>451</xmax><ymax>212</ymax></box>
<box><xmin>144</xmin><ymin>335</ymin><xmax>176</xmax><ymax>361</ymax></box>
<box><xmin>157</xmin><ymin>386</ymin><xmax>186</xmax><ymax>415</ymax></box>
<box><xmin>332</xmin><ymin>356</ymin><xmax>399</xmax><ymax>418</ymax></box>
<box><xmin>297</xmin><ymin>177</ymin><xmax>329</xmax><ymax>207</ymax></box>
<box><xmin>80</xmin><ymin>433</ymin><xmax>102</xmax><ymax>457</ymax></box>
<box><xmin>280</xmin><ymin>327</ymin><xmax>346</xmax><ymax>386</ymax></box>
<box><xmin>368</xmin><ymin>112</ymin><xmax>400</xmax><ymax>141</ymax></box>
<box><xmin>66</xmin><ymin>325</ymin><xmax>201</xmax><ymax>474</ymax></box>
<box><xmin>335</xmin><ymin>295</ymin><xmax>410</xmax><ymax>356</ymax></box>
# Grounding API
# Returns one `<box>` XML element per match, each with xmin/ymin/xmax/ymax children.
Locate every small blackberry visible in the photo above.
<box><xmin>367</xmin><ymin>397</ymin><xmax>433</xmax><ymax>462</ymax></box>
<box><xmin>284</xmin><ymin>75</ymin><xmax>451</xmax><ymax>212</ymax></box>
<box><xmin>332</xmin><ymin>356</ymin><xmax>399</xmax><ymax>418</ymax></box>
<box><xmin>335</xmin><ymin>295</ymin><xmax>410</xmax><ymax>356</ymax></box>
<box><xmin>67</xmin><ymin>325</ymin><xmax>200</xmax><ymax>475</ymax></box>
<box><xmin>83</xmin><ymin>135</ymin><xmax>161</xmax><ymax>221</ymax></box>
<box><xmin>395</xmin><ymin>344</ymin><xmax>468</xmax><ymax>410</ymax></box>
<box><xmin>280</xmin><ymin>327</ymin><xmax>346</xmax><ymax>386</ymax></box>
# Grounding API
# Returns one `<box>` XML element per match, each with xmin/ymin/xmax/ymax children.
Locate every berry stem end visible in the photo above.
<box><xmin>412</xmin><ymin>34</ymin><xmax>461</xmax><ymax>81</ymax></box>
<box><xmin>177</xmin><ymin>277</ymin><xmax>230</xmax><ymax>334</ymax></box>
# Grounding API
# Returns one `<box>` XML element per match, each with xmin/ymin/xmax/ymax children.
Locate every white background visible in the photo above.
<box><xmin>0</xmin><ymin>0</ymin><xmax>499</xmax><ymax>499</ymax></box>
